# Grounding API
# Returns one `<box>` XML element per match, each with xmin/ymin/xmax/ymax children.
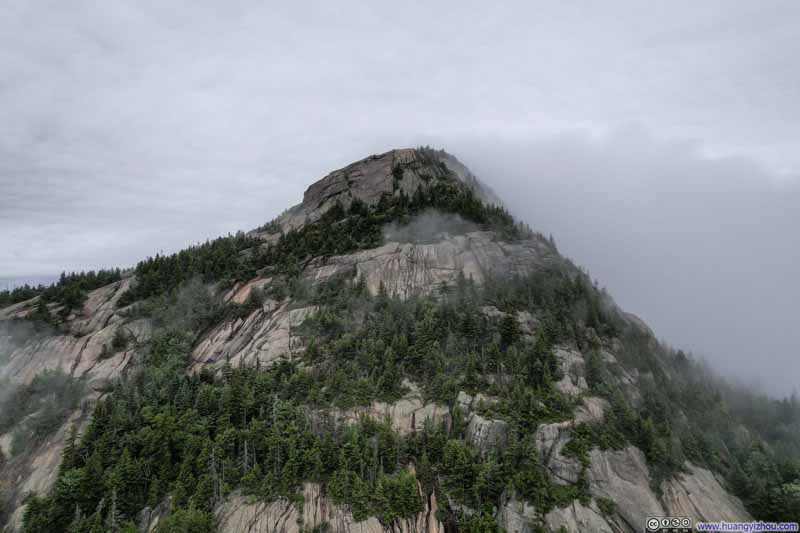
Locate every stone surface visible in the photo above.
<box><xmin>498</xmin><ymin>493</ymin><xmax>619</xmax><ymax>533</ymax></box>
<box><xmin>0</xmin><ymin>278</ymin><xmax>147</xmax><ymax>389</ymax></box>
<box><xmin>215</xmin><ymin>482</ymin><xmax>444</xmax><ymax>533</ymax></box>
<box><xmin>334</xmin><ymin>382</ymin><xmax>450</xmax><ymax>436</ymax></box>
<box><xmin>544</xmin><ymin>501</ymin><xmax>619</xmax><ymax>533</ymax></box>
<box><xmin>466</xmin><ymin>414</ymin><xmax>508</xmax><ymax>454</ymax></box>
<box><xmin>574</xmin><ymin>396</ymin><xmax>609</xmax><ymax>424</ymax></box>
<box><xmin>0</xmin><ymin>279</ymin><xmax>145</xmax><ymax>531</ymax></box>
<box><xmin>305</xmin><ymin>231</ymin><xmax>558</xmax><ymax>299</ymax></box>
<box><xmin>587</xmin><ymin>446</ymin><xmax>665</xmax><ymax>531</ymax></box>
<box><xmin>661</xmin><ymin>463</ymin><xmax>751</xmax><ymax>522</ymax></box>
<box><xmin>535</xmin><ymin>421</ymin><xmax>582</xmax><ymax>485</ymax></box>
<box><xmin>224</xmin><ymin>277</ymin><xmax>272</xmax><ymax>304</ymax></box>
<box><xmin>191</xmin><ymin>301</ymin><xmax>316</xmax><ymax>372</ymax></box>
<box><xmin>553</xmin><ymin>347</ymin><xmax>589</xmax><ymax>397</ymax></box>
<box><xmin>2</xmin><ymin>404</ymin><xmax>95</xmax><ymax>531</ymax></box>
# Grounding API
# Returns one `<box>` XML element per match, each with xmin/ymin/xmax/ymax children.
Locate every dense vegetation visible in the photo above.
<box><xmin>5</xmin><ymin>150</ymin><xmax>800</xmax><ymax>530</ymax></box>
<box><xmin>22</xmin><ymin>266</ymin><xmax>621</xmax><ymax>532</ymax></box>
<box><xmin>29</xmin><ymin>264</ymin><xmax>799</xmax><ymax>531</ymax></box>
<box><xmin>16</xmin><ymin>242</ymin><xmax>800</xmax><ymax>531</ymax></box>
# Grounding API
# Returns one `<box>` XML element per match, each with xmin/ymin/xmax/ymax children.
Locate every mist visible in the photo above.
<box><xmin>384</xmin><ymin>211</ymin><xmax>479</xmax><ymax>245</ymax></box>
<box><xmin>448</xmin><ymin>129</ymin><xmax>800</xmax><ymax>395</ymax></box>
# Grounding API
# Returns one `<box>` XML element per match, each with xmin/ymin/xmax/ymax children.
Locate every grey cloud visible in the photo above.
<box><xmin>448</xmin><ymin>129</ymin><xmax>800</xmax><ymax>395</ymax></box>
<box><xmin>1</xmin><ymin>1</ymin><xmax>799</xmax><ymax>392</ymax></box>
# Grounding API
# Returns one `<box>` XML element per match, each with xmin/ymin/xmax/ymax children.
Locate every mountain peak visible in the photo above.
<box><xmin>278</xmin><ymin>148</ymin><xmax>501</xmax><ymax>231</ymax></box>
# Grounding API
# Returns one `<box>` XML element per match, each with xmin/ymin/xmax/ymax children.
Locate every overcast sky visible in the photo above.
<box><xmin>1</xmin><ymin>1</ymin><xmax>798</xmax><ymax>392</ymax></box>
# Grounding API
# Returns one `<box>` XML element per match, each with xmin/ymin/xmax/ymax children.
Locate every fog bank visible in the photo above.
<box><xmin>450</xmin><ymin>130</ymin><xmax>799</xmax><ymax>395</ymax></box>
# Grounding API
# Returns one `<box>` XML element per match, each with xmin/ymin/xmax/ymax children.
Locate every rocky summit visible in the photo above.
<box><xmin>0</xmin><ymin>148</ymin><xmax>795</xmax><ymax>533</ymax></box>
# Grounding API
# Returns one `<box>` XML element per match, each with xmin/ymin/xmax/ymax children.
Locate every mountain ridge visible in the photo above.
<box><xmin>1</xmin><ymin>148</ymin><xmax>797</xmax><ymax>532</ymax></box>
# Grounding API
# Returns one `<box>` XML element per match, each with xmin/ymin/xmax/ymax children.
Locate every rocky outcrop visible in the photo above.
<box><xmin>553</xmin><ymin>347</ymin><xmax>589</xmax><ymax>397</ymax></box>
<box><xmin>332</xmin><ymin>381</ymin><xmax>450</xmax><ymax>436</ymax></box>
<box><xmin>587</xmin><ymin>446</ymin><xmax>664</xmax><ymax>531</ymax></box>
<box><xmin>191</xmin><ymin>300</ymin><xmax>315</xmax><ymax>372</ymax></box>
<box><xmin>466</xmin><ymin>414</ymin><xmax>509</xmax><ymax>454</ymax></box>
<box><xmin>535</xmin><ymin>421</ymin><xmax>582</xmax><ymax>485</ymax></box>
<box><xmin>452</xmin><ymin>391</ymin><xmax>507</xmax><ymax>454</ymax></box>
<box><xmin>137</xmin><ymin>497</ymin><xmax>172</xmax><ymax>532</ymax></box>
<box><xmin>661</xmin><ymin>463</ymin><xmax>751</xmax><ymax>521</ymax></box>
<box><xmin>305</xmin><ymin>231</ymin><xmax>559</xmax><ymax>298</ymax></box>
<box><xmin>1</xmin><ymin>404</ymin><xmax>94</xmax><ymax>530</ymax></box>
<box><xmin>574</xmin><ymin>396</ymin><xmax>609</xmax><ymax>424</ymax></box>
<box><xmin>0</xmin><ymin>278</ymin><xmax>147</xmax><ymax>388</ymax></box>
<box><xmin>0</xmin><ymin>280</ymin><xmax>145</xmax><ymax>531</ymax></box>
<box><xmin>280</xmin><ymin>149</ymin><xmax>495</xmax><ymax>233</ymax></box>
<box><xmin>215</xmin><ymin>482</ymin><xmax>444</xmax><ymax>533</ymax></box>
<box><xmin>224</xmin><ymin>277</ymin><xmax>272</xmax><ymax>304</ymax></box>
<box><xmin>499</xmin><ymin>494</ymin><xmax>618</xmax><ymax>533</ymax></box>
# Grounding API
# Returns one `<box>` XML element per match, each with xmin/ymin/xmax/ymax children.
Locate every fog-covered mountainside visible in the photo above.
<box><xmin>1</xmin><ymin>148</ymin><xmax>798</xmax><ymax>532</ymax></box>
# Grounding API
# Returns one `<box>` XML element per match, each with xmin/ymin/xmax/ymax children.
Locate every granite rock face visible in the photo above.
<box><xmin>553</xmin><ymin>347</ymin><xmax>589</xmax><ymax>397</ymax></box>
<box><xmin>338</xmin><ymin>381</ymin><xmax>450</xmax><ymax>436</ymax></box>
<box><xmin>0</xmin><ymin>278</ymin><xmax>146</xmax><ymax>388</ymax></box>
<box><xmin>535</xmin><ymin>420</ymin><xmax>583</xmax><ymax>485</ymax></box>
<box><xmin>0</xmin><ymin>279</ymin><xmax>149</xmax><ymax>531</ymax></box>
<box><xmin>215</xmin><ymin>482</ymin><xmax>444</xmax><ymax>533</ymax></box>
<box><xmin>586</xmin><ymin>446</ymin><xmax>666</xmax><ymax>530</ymax></box>
<box><xmin>191</xmin><ymin>298</ymin><xmax>315</xmax><ymax>372</ymax></box>
<box><xmin>466</xmin><ymin>414</ymin><xmax>509</xmax><ymax>454</ymax></box>
<box><xmin>661</xmin><ymin>463</ymin><xmax>751</xmax><ymax>521</ymax></box>
<box><xmin>498</xmin><ymin>494</ymin><xmax>618</xmax><ymax>533</ymax></box>
<box><xmin>304</xmin><ymin>231</ymin><xmax>560</xmax><ymax>299</ymax></box>
<box><xmin>280</xmin><ymin>149</ymin><xmax>494</xmax><ymax>232</ymax></box>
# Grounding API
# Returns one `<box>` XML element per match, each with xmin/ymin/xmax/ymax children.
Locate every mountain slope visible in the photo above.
<box><xmin>1</xmin><ymin>148</ymin><xmax>797</xmax><ymax>532</ymax></box>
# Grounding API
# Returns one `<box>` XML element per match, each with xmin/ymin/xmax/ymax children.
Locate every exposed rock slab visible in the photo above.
<box><xmin>336</xmin><ymin>383</ymin><xmax>450</xmax><ymax>436</ymax></box>
<box><xmin>2</xmin><ymin>404</ymin><xmax>94</xmax><ymax>531</ymax></box>
<box><xmin>535</xmin><ymin>421</ymin><xmax>582</xmax><ymax>485</ymax></box>
<box><xmin>498</xmin><ymin>494</ymin><xmax>619</xmax><ymax>533</ymax></box>
<box><xmin>466</xmin><ymin>414</ymin><xmax>508</xmax><ymax>454</ymax></box>
<box><xmin>0</xmin><ymin>280</ymin><xmax>148</xmax><ymax>389</ymax></box>
<box><xmin>216</xmin><ymin>482</ymin><xmax>443</xmax><ymax>533</ymax></box>
<box><xmin>574</xmin><ymin>396</ymin><xmax>609</xmax><ymax>424</ymax></box>
<box><xmin>192</xmin><ymin>301</ymin><xmax>315</xmax><ymax>372</ymax></box>
<box><xmin>661</xmin><ymin>463</ymin><xmax>751</xmax><ymax>521</ymax></box>
<box><xmin>553</xmin><ymin>347</ymin><xmax>588</xmax><ymax>397</ymax></box>
<box><xmin>224</xmin><ymin>277</ymin><xmax>272</xmax><ymax>304</ymax></box>
<box><xmin>305</xmin><ymin>231</ymin><xmax>558</xmax><ymax>299</ymax></box>
<box><xmin>587</xmin><ymin>447</ymin><xmax>665</xmax><ymax>531</ymax></box>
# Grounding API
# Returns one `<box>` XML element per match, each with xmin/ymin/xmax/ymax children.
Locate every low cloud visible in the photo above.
<box><xmin>383</xmin><ymin>211</ymin><xmax>478</xmax><ymax>244</ymax></box>
<box><xmin>449</xmin><ymin>128</ymin><xmax>800</xmax><ymax>395</ymax></box>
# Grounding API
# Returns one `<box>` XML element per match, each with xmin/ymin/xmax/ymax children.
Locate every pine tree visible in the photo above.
<box><xmin>111</xmin><ymin>327</ymin><xmax>129</xmax><ymax>352</ymax></box>
<box><xmin>499</xmin><ymin>313</ymin><xmax>520</xmax><ymax>348</ymax></box>
<box><xmin>60</xmin><ymin>426</ymin><xmax>79</xmax><ymax>472</ymax></box>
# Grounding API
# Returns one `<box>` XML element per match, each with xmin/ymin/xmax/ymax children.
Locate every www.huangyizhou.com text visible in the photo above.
<box><xmin>695</xmin><ymin>522</ymin><xmax>799</xmax><ymax>532</ymax></box>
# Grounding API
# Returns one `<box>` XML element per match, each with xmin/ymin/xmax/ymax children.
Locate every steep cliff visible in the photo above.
<box><xmin>0</xmin><ymin>148</ymin><xmax>764</xmax><ymax>533</ymax></box>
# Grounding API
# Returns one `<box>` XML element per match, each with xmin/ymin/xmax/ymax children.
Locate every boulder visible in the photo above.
<box><xmin>553</xmin><ymin>347</ymin><xmax>588</xmax><ymax>397</ymax></box>
<box><xmin>466</xmin><ymin>414</ymin><xmax>508</xmax><ymax>454</ymax></box>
